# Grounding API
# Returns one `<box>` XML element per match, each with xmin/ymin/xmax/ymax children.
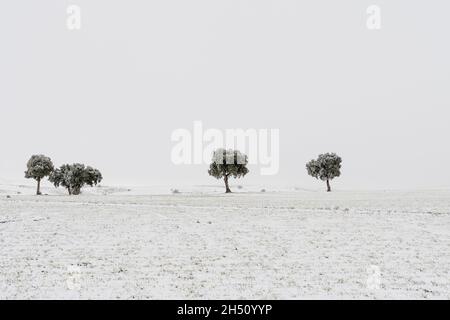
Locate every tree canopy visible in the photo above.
<box><xmin>49</xmin><ymin>163</ymin><xmax>102</xmax><ymax>195</ymax></box>
<box><xmin>306</xmin><ymin>153</ymin><xmax>342</xmax><ymax>192</ymax></box>
<box><xmin>24</xmin><ymin>155</ymin><xmax>54</xmax><ymax>195</ymax></box>
<box><xmin>208</xmin><ymin>148</ymin><xmax>249</xmax><ymax>193</ymax></box>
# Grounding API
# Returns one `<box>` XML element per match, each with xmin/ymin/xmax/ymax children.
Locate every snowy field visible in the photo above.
<box><xmin>1</xmin><ymin>184</ymin><xmax>450</xmax><ymax>299</ymax></box>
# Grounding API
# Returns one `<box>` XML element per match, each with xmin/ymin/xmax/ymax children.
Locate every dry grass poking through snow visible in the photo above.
<box><xmin>1</xmin><ymin>189</ymin><xmax>450</xmax><ymax>299</ymax></box>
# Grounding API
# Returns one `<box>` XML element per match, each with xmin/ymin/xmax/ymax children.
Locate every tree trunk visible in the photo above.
<box><xmin>224</xmin><ymin>175</ymin><xmax>231</xmax><ymax>193</ymax></box>
<box><xmin>36</xmin><ymin>178</ymin><xmax>42</xmax><ymax>195</ymax></box>
<box><xmin>72</xmin><ymin>186</ymin><xmax>81</xmax><ymax>195</ymax></box>
<box><xmin>326</xmin><ymin>179</ymin><xmax>331</xmax><ymax>192</ymax></box>
<box><xmin>67</xmin><ymin>186</ymin><xmax>72</xmax><ymax>195</ymax></box>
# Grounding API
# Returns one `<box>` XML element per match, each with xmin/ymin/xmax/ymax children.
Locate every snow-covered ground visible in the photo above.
<box><xmin>1</xmin><ymin>184</ymin><xmax>449</xmax><ymax>299</ymax></box>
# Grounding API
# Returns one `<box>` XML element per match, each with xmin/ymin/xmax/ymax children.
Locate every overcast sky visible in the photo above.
<box><xmin>1</xmin><ymin>1</ymin><xmax>449</xmax><ymax>189</ymax></box>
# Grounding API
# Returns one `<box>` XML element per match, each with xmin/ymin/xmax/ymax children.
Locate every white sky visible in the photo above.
<box><xmin>1</xmin><ymin>1</ymin><xmax>449</xmax><ymax>189</ymax></box>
